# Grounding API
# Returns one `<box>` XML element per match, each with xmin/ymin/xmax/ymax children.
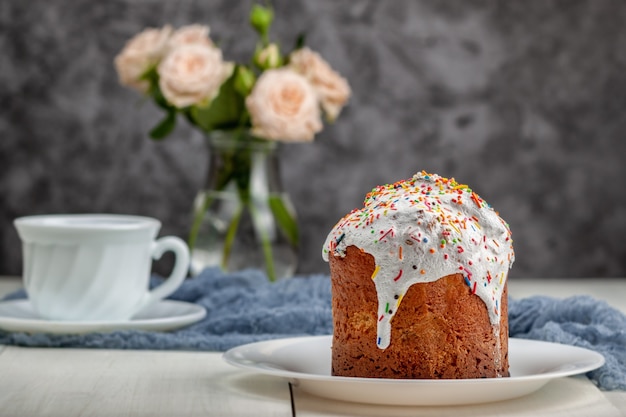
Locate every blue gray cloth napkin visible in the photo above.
<box><xmin>1</xmin><ymin>268</ymin><xmax>624</xmax><ymax>391</ymax></box>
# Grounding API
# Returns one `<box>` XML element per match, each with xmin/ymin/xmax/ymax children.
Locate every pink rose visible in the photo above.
<box><xmin>114</xmin><ymin>25</ymin><xmax>173</xmax><ymax>92</ymax></box>
<box><xmin>289</xmin><ymin>47</ymin><xmax>351</xmax><ymax>121</ymax></box>
<box><xmin>157</xmin><ymin>44</ymin><xmax>233</xmax><ymax>108</ymax></box>
<box><xmin>246</xmin><ymin>68</ymin><xmax>322</xmax><ymax>142</ymax></box>
<box><xmin>168</xmin><ymin>24</ymin><xmax>214</xmax><ymax>51</ymax></box>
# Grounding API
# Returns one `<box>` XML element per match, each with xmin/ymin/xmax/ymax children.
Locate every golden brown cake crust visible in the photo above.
<box><xmin>330</xmin><ymin>245</ymin><xmax>509</xmax><ymax>379</ymax></box>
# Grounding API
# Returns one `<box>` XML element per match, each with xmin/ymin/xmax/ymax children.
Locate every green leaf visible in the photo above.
<box><xmin>294</xmin><ymin>33</ymin><xmax>306</xmax><ymax>50</ymax></box>
<box><xmin>189</xmin><ymin>70</ymin><xmax>246</xmax><ymax>132</ymax></box>
<box><xmin>233</xmin><ymin>65</ymin><xmax>256</xmax><ymax>97</ymax></box>
<box><xmin>149</xmin><ymin>110</ymin><xmax>177</xmax><ymax>140</ymax></box>
<box><xmin>139</xmin><ymin>66</ymin><xmax>158</xmax><ymax>85</ymax></box>
<box><xmin>268</xmin><ymin>195</ymin><xmax>299</xmax><ymax>247</ymax></box>
<box><xmin>151</xmin><ymin>87</ymin><xmax>172</xmax><ymax>111</ymax></box>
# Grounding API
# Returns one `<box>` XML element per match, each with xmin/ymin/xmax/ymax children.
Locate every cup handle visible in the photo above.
<box><xmin>142</xmin><ymin>236</ymin><xmax>190</xmax><ymax>308</ymax></box>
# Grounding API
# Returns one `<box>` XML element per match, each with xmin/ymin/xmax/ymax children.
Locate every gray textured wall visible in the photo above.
<box><xmin>2</xmin><ymin>0</ymin><xmax>626</xmax><ymax>278</ymax></box>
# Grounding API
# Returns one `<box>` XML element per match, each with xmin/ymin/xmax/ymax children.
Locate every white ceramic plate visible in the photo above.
<box><xmin>223</xmin><ymin>335</ymin><xmax>605</xmax><ymax>406</ymax></box>
<box><xmin>0</xmin><ymin>299</ymin><xmax>206</xmax><ymax>334</ymax></box>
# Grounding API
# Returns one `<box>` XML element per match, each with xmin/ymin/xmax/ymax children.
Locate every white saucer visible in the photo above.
<box><xmin>0</xmin><ymin>299</ymin><xmax>206</xmax><ymax>334</ymax></box>
<box><xmin>223</xmin><ymin>335</ymin><xmax>605</xmax><ymax>406</ymax></box>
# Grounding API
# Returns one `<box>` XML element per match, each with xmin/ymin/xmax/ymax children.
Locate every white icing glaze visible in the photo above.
<box><xmin>323</xmin><ymin>171</ymin><xmax>514</xmax><ymax>349</ymax></box>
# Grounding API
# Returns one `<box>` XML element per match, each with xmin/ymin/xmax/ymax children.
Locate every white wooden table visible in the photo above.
<box><xmin>0</xmin><ymin>277</ymin><xmax>624</xmax><ymax>417</ymax></box>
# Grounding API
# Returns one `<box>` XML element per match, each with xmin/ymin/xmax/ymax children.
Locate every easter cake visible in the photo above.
<box><xmin>322</xmin><ymin>171</ymin><xmax>514</xmax><ymax>379</ymax></box>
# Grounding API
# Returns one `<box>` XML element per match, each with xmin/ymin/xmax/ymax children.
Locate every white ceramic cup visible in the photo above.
<box><xmin>14</xmin><ymin>214</ymin><xmax>190</xmax><ymax>321</ymax></box>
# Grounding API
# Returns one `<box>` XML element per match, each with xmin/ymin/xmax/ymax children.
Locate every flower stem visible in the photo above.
<box><xmin>221</xmin><ymin>203</ymin><xmax>243</xmax><ymax>270</ymax></box>
<box><xmin>188</xmin><ymin>192</ymin><xmax>214</xmax><ymax>251</ymax></box>
<box><xmin>248</xmin><ymin>201</ymin><xmax>277</xmax><ymax>282</ymax></box>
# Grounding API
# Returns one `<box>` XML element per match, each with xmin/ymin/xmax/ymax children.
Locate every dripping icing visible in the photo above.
<box><xmin>323</xmin><ymin>171</ymin><xmax>515</xmax><ymax>349</ymax></box>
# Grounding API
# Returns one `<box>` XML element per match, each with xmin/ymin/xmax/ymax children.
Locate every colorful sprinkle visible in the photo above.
<box><xmin>371</xmin><ymin>265</ymin><xmax>381</xmax><ymax>280</ymax></box>
<box><xmin>380</xmin><ymin>228</ymin><xmax>394</xmax><ymax>241</ymax></box>
<box><xmin>393</xmin><ymin>269</ymin><xmax>403</xmax><ymax>281</ymax></box>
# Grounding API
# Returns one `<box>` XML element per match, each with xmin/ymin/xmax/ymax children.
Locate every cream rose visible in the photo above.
<box><xmin>289</xmin><ymin>47</ymin><xmax>351</xmax><ymax>121</ymax></box>
<box><xmin>157</xmin><ymin>44</ymin><xmax>233</xmax><ymax>108</ymax></box>
<box><xmin>246</xmin><ymin>68</ymin><xmax>322</xmax><ymax>142</ymax></box>
<box><xmin>114</xmin><ymin>25</ymin><xmax>173</xmax><ymax>92</ymax></box>
<box><xmin>168</xmin><ymin>24</ymin><xmax>214</xmax><ymax>51</ymax></box>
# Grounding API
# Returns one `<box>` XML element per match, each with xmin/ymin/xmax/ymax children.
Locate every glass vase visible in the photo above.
<box><xmin>188</xmin><ymin>130</ymin><xmax>299</xmax><ymax>281</ymax></box>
